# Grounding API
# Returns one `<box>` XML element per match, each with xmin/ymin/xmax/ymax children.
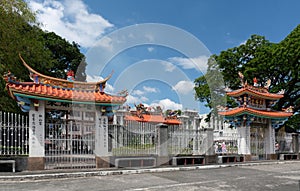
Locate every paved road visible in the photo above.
<box><xmin>1</xmin><ymin>162</ymin><xmax>300</xmax><ymax>191</ymax></box>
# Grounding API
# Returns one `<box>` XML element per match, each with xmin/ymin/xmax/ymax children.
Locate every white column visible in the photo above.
<box><xmin>29</xmin><ymin>100</ymin><xmax>45</xmax><ymax>157</ymax></box>
<box><xmin>95</xmin><ymin>110</ymin><xmax>109</xmax><ymax>156</ymax></box>
<box><xmin>192</xmin><ymin>118</ymin><xmax>198</xmax><ymax>155</ymax></box>
<box><xmin>265</xmin><ymin>120</ymin><xmax>275</xmax><ymax>154</ymax></box>
<box><xmin>237</xmin><ymin>125</ymin><xmax>250</xmax><ymax>155</ymax></box>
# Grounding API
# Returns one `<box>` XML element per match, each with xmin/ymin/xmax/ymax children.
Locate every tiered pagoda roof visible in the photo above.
<box><xmin>218</xmin><ymin>74</ymin><xmax>293</xmax><ymax>128</ymax></box>
<box><xmin>4</xmin><ymin>55</ymin><xmax>127</xmax><ymax>111</ymax></box>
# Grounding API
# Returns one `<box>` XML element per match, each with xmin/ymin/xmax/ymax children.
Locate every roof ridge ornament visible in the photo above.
<box><xmin>264</xmin><ymin>79</ymin><xmax>271</xmax><ymax>89</ymax></box>
<box><xmin>277</xmin><ymin>89</ymin><xmax>285</xmax><ymax>95</ymax></box>
<box><xmin>238</xmin><ymin>71</ymin><xmax>244</xmax><ymax>87</ymax></box>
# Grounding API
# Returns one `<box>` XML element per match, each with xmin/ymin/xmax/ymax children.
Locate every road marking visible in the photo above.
<box><xmin>126</xmin><ymin>180</ymin><xmax>219</xmax><ymax>191</ymax></box>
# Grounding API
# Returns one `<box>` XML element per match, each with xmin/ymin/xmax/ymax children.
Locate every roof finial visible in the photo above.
<box><xmin>67</xmin><ymin>70</ymin><xmax>74</xmax><ymax>82</ymax></box>
<box><xmin>253</xmin><ymin>77</ymin><xmax>258</xmax><ymax>87</ymax></box>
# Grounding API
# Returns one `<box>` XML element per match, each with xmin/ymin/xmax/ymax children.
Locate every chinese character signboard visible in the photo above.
<box><xmin>95</xmin><ymin>111</ymin><xmax>109</xmax><ymax>156</ymax></box>
<box><xmin>29</xmin><ymin>100</ymin><xmax>45</xmax><ymax>157</ymax></box>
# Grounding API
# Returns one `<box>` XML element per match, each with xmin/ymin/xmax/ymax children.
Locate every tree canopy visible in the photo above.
<box><xmin>195</xmin><ymin>26</ymin><xmax>300</xmax><ymax>129</ymax></box>
<box><xmin>0</xmin><ymin>0</ymin><xmax>87</xmax><ymax>112</ymax></box>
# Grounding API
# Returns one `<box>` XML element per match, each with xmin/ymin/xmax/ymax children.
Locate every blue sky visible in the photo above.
<box><xmin>28</xmin><ymin>0</ymin><xmax>300</xmax><ymax>113</ymax></box>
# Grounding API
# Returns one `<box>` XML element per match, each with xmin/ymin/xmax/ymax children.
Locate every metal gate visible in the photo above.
<box><xmin>45</xmin><ymin>121</ymin><xmax>96</xmax><ymax>169</ymax></box>
<box><xmin>250</xmin><ymin>125</ymin><xmax>266</xmax><ymax>160</ymax></box>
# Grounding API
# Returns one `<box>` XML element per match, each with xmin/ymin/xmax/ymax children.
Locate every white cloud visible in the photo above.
<box><xmin>132</xmin><ymin>90</ymin><xmax>144</xmax><ymax>96</ymax></box>
<box><xmin>151</xmin><ymin>99</ymin><xmax>182</xmax><ymax>111</ymax></box>
<box><xmin>143</xmin><ymin>86</ymin><xmax>158</xmax><ymax>93</ymax></box>
<box><xmin>126</xmin><ymin>95</ymin><xmax>139</xmax><ymax>105</ymax></box>
<box><xmin>86</xmin><ymin>75</ymin><xmax>103</xmax><ymax>82</ymax></box>
<box><xmin>239</xmin><ymin>40</ymin><xmax>247</xmax><ymax>45</ymax></box>
<box><xmin>95</xmin><ymin>36</ymin><xmax>113</xmax><ymax>51</ymax></box>
<box><xmin>126</xmin><ymin>86</ymin><xmax>158</xmax><ymax>106</ymax></box>
<box><xmin>172</xmin><ymin>80</ymin><xmax>194</xmax><ymax>95</ymax></box>
<box><xmin>140</xmin><ymin>96</ymin><xmax>149</xmax><ymax>102</ymax></box>
<box><xmin>168</xmin><ymin>56</ymin><xmax>209</xmax><ymax>72</ymax></box>
<box><xmin>28</xmin><ymin>0</ymin><xmax>113</xmax><ymax>48</ymax></box>
<box><xmin>161</xmin><ymin>61</ymin><xmax>176</xmax><ymax>72</ymax></box>
<box><xmin>131</xmin><ymin>86</ymin><xmax>158</xmax><ymax>96</ymax></box>
<box><xmin>86</xmin><ymin>75</ymin><xmax>114</xmax><ymax>92</ymax></box>
<box><xmin>147</xmin><ymin>47</ymin><xmax>154</xmax><ymax>52</ymax></box>
<box><xmin>126</xmin><ymin>95</ymin><xmax>148</xmax><ymax>105</ymax></box>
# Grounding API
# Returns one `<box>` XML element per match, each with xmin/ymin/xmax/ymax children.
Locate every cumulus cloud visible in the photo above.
<box><xmin>131</xmin><ymin>86</ymin><xmax>158</xmax><ymax>96</ymax></box>
<box><xmin>128</xmin><ymin>86</ymin><xmax>158</xmax><ymax>105</ymax></box>
<box><xmin>95</xmin><ymin>36</ymin><xmax>114</xmax><ymax>51</ymax></box>
<box><xmin>151</xmin><ymin>99</ymin><xmax>182</xmax><ymax>111</ymax></box>
<box><xmin>132</xmin><ymin>90</ymin><xmax>144</xmax><ymax>96</ymax></box>
<box><xmin>86</xmin><ymin>75</ymin><xmax>103</xmax><ymax>82</ymax></box>
<box><xmin>86</xmin><ymin>75</ymin><xmax>114</xmax><ymax>92</ymax></box>
<box><xmin>126</xmin><ymin>95</ymin><xmax>148</xmax><ymax>105</ymax></box>
<box><xmin>172</xmin><ymin>80</ymin><xmax>194</xmax><ymax>95</ymax></box>
<box><xmin>168</xmin><ymin>56</ymin><xmax>209</xmax><ymax>72</ymax></box>
<box><xmin>143</xmin><ymin>86</ymin><xmax>158</xmax><ymax>93</ymax></box>
<box><xmin>161</xmin><ymin>61</ymin><xmax>176</xmax><ymax>72</ymax></box>
<box><xmin>28</xmin><ymin>0</ymin><xmax>113</xmax><ymax>48</ymax></box>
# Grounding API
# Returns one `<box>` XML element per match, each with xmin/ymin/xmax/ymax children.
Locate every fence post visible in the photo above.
<box><xmin>292</xmin><ymin>133</ymin><xmax>299</xmax><ymax>155</ymax></box>
<box><xmin>156</xmin><ymin>123</ymin><xmax>169</xmax><ymax>166</ymax></box>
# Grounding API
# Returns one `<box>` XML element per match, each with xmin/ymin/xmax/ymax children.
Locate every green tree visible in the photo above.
<box><xmin>42</xmin><ymin>32</ymin><xmax>87</xmax><ymax>81</ymax></box>
<box><xmin>0</xmin><ymin>0</ymin><xmax>36</xmax><ymax>23</ymax></box>
<box><xmin>0</xmin><ymin>0</ymin><xmax>87</xmax><ymax>112</ymax></box>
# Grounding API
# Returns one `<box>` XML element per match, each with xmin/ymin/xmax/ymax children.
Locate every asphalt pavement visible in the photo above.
<box><xmin>0</xmin><ymin>160</ymin><xmax>299</xmax><ymax>181</ymax></box>
<box><xmin>1</xmin><ymin>160</ymin><xmax>300</xmax><ymax>191</ymax></box>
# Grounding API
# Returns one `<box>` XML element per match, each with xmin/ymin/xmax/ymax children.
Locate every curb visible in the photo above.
<box><xmin>0</xmin><ymin>160</ymin><xmax>299</xmax><ymax>181</ymax></box>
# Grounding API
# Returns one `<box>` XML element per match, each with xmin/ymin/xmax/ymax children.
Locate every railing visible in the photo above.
<box><xmin>168</xmin><ymin>126</ymin><xmax>206</xmax><ymax>155</ymax></box>
<box><xmin>214</xmin><ymin>133</ymin><xmax>238</xmax><ymax>154</ymax></box>
<box><xmin>0</xmin><ymin>111</ymin><xmax>29</xmax><ymax>156</ymax></box>
<box><xmin>110</xmin><ymin>123</ymin><xmax>209</xmax><ymax>156</ymax></box>
<box><xmin>110</xmin><ymin>122</ymin><xmax>157</xmax><ymax>156</ymax></box>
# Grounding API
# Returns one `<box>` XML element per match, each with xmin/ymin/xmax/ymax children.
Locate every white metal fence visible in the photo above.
<box><xmin>0</xmin><ymin>111</ymin><xmax>29</xmax><ymax>156</ymax></box>
<box><xmin>110</xmin><ymin>121</ymin><xmax>157</xmax><ymax>156</ymax></box>
<box><xmin>111</xmin><ymin>122</ymin><xmax>208</xmax><ymax>156</ymax></box>
<box><xmin>168</xmin><ymin>126</ymin><xmax>206</xmax><ymax>155</ymax></box>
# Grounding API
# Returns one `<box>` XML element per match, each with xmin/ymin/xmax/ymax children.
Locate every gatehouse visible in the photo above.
<box><xmin>219</xmin><ymin>75</ymin><xmax>293</xmax><ymax>160</ymax></box>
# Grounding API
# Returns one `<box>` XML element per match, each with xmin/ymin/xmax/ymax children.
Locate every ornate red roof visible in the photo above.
<box><xmin>6</xmin><ymin>82</ymin><xmax>126</xmax><ymax>105</ymax></box>
<box><xmin>219</xmin><ymin>107</ymin><xmax>293</xmax><ymax>119</ymax></box>
<box><xmin>125</xmin><ymin>114</ymin><xmax>181</xmax><ymax>125</ymax></box>
<box><xmin>3</xmin><ymin>55</ymin><xmax>127</xmax><ymax>106</ymax></box>
<box><xmin>227</xmin><ymin>85</ymin><xmax>284</xmax><ymax>100</ymax></box>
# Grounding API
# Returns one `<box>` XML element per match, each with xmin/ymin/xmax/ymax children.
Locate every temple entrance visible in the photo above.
<box><xmin>250</xmin><ymin>124</ymin><xmax>267</xmax><ymax>160</ymax></box>
<box><xmin>45</xmin><ymin>122</ymin><xmax>96</xmax><ymax>169</ymax></box>
<box><xmin>44</xmin><ymin>103</ymin><xmax>97</xmax><ymax>169</ymax></box>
